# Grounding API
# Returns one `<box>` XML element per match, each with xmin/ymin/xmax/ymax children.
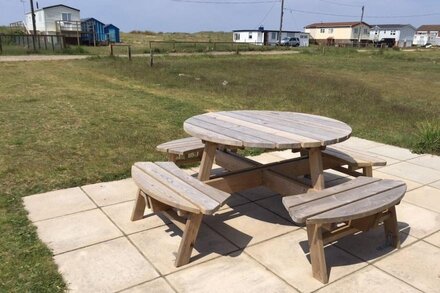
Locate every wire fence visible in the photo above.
<box><xmin>0</xmin><ymin>34</ymin><xmax>66</xmax><ymax>55</ymax></box>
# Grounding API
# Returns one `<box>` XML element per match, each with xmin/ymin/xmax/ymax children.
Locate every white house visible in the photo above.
<box><xmin>232</xmin><ymin>28</ymin><xmax>309</xmax><ymax>47</ymax></box>
<box><xmin>413</xmin><ymin>25</ymin><xmax>440</xmax><ymax>46</ymax></box>
<box><xmin>25</xmin><ymin>4</ymin><xmax>81</xmax><ymax>35</ymax></box>
<box><xmin>305</xmin><ymin>22</ymin><xmax>371</xmax><ymax>45</ymax></box>
<box><xmin>369</xmin><ymin>24</ymin><xmax>416</xmax><ymax>47</ymax></box>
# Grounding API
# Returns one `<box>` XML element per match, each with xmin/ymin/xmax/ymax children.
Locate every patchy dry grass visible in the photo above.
<box><xmin>0</xmin><ymin>50</ymin><xmax>439</xmax><ymax>291</ymax></box>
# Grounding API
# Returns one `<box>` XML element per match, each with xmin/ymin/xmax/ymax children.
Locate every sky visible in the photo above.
<box><xmin>1</xmin><ymin>0</ymin><xmax>439</xmax><ymax>32</ymax></box>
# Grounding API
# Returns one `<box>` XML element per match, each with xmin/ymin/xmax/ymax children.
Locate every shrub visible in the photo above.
<box><xmin>412</xmin><ymin>121</ymin><xmax>440</xmax><ymax>155</ymax></box>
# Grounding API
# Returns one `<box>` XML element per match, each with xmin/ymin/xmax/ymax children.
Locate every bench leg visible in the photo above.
<box><xmin>131</xmin><ymin>189</ymin><xmax>147</xmax><ymax>221</ymax></box>
<box><xmin>175</xmin><ymin>213</ymin><xmax>203</xmax><ymax>267</ymax></box>
<box><xmin>198</xmin><ymin>142</ymin><xmax>217</xmax><ymax>181</ymax></box>
<box><xmin>384</xmin><ymin>206</ymin><xmax>400</xmax><ymax>249</ymax></box>
<box><xmin>363</xmin><ymin>166</ymin><xmax>373</xmax><ymax>177</ymax></box>
<box><xmin>307</xmin><ymin>223</ymin><xmax>329</xmax><ymax>284</ymax></box>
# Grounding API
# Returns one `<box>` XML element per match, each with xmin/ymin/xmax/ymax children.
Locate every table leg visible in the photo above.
<box><xmin>308</xmin><ymin>148</ymin><xmax>325</xmax><ymax>190</ymax></box>
<box><xmin>198</xmin><ymin>142</ymin><xmax>217</xmax><ymax>181</ymax></box>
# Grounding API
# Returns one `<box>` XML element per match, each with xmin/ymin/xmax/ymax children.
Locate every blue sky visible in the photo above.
<box><xmin>1</xmin><ymin>0</ymin><xmax>439</xmax><ymax>32</ymax></box>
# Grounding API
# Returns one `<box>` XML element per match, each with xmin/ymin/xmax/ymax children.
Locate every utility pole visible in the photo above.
<box><xmin>30</xmin><ymin>0</ymin><xmax>37</xmax><ymax>52</ymax></box>
<box><xmin>278</xmin><ymin>0</ymin><xmax>285</xmax><ymax>45</ymax></box>
<box><xmin>357</xmin><ymin>5</ymin><xmax>365</xmax><ymax>46</ymax></box>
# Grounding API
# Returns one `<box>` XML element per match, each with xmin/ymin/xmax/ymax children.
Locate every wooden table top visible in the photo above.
<box><xmin>183</xmin><ymin>111</ymin><xmax>352</xmax><ymax>149</ymax></box>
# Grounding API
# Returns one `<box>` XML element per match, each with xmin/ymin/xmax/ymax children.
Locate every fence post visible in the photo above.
<box><xmin>44</xmin><ymin>35</ymin><xmax>47</xmax><ymax>50</ymax></box>
<box><xmin>149</xmin><ymin>41</ymin><xmax>154</xmax><ymax>67</ymax></box>
<box><xmin>0</xmin><ymin>36</ymin><xmax>2</xmax><ymax>54</ymax></box>
<box><xmin>38</xmin><ymin>35</ymin><xmax>41</xmax><ymax>49</ymax></box>
<box><xmin>51</xmin><ymin>35</ymin><xmax>55</xmax><ymax>52</ymax></box>
<box><xmin>109</xmin><ymin>44</ymin><xmax>113</xmax><ymax>56</ymax></box>
<box><xmin>128</xmin><ymin>45</ymin><xmax>132</xmax><ymax>61</ymax></box>
<box><xmin>235</xmin><ymin>44</ymin><xmax>239</xmax><ymax>54</ymax></box>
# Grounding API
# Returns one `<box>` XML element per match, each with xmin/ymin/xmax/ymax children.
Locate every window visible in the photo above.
<box><xmin>62</xmin><ymin>13</ymin><xmax>71</xmax><ymax>21</ymax></box>
<box><xmin>353</xmin><ymin>28</ymin><xmax>359</xmax><ymax>34</ymax></box>
<box><xmin>363</xmin><ymin>28</ymin><xmax>368</xmax><ymax>34</ymax></box>
<box><xmin>248</xmin><ymin>32</ymin><xmax>253</xmax><ymax>39</ymax></box>
<box><xmin>391</xmin><ymin>30</ymin><xmax>396</xmax><ymax>36</ymax></box>
<box><xmin>328</xmin><ymin>28</ymin><xmax>334</xmax><ymax>33</ymax></box>
<box><xmin>271</xmin><ymin>32</ymin><xmax>277</xmax><ymax>39</ymax></box>
<box><xmin>234</xmin><ymin>33</ymin><xmax>240</xmax><ymax>41</ymax></box>
<box><xmin>320</xmin><ymin>28</ymin><xmax>325</xmax><ymax>33</ymax></box>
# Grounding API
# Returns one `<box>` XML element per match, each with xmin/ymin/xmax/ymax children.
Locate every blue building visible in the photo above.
<box><xmin>104</xmin><ymin>24</ymin><xmax>120</xmax><ymax>43</ymax></box>
<box><xmin>81</xmin><ymin>18</ymin><xmax>106</xmax><ymax>45</ymax></box>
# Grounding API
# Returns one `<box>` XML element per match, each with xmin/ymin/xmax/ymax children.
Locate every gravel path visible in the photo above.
<box><xmin>0</xmin><ymin>50</ymin><xmax>300</xmax><ymax>62</ymax></box>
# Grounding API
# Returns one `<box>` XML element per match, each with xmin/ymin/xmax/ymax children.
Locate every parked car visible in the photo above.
<box><xmin>280</xmin><ymin>37</ymin><xmax>300</xmax><ymax>47</ymax></box>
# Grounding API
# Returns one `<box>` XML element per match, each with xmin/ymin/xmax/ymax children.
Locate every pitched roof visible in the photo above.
<box><xmin>41</xmin><ymin>4</ymin><xmax>80</xmax><ymax>11</ymax></box>
<box><xmin>372</xmin><ymin>24</ymin><xmax>415</xmax><ymax>30</ymax></box>
<box><xmin>305</xmin><ymin>21</ymin><xmax>370</xmax><ymax>29</ymax></box>
<box><xmin>81</xmin><ymin>18</ymin><xmax>105</xmax><ymax>25</ymax></box>
<box><xmin>104</xmin><ymin>24</ymin><xmax>119</xmax><ymax>30</ymax></box>
<box><xmin>417</xmin><ymin>25</ymin><xmax>440</xmax><ymax>32</ymax></box>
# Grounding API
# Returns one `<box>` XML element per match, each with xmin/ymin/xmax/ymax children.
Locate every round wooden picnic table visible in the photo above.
<box><xmin>183</xmin><ymin>110</ymin><xmax>352</xmax><ymax>190</ymax></box>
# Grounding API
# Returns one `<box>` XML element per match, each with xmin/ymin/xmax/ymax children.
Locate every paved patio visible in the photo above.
<box><xmin>23</xmin><ymin>137</ymin><xmax>440</xmax><ymax>292</ymax></box>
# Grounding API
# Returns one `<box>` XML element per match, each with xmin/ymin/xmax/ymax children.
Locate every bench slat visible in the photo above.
<box><xmin>132</xmin><ymin>165</ymin><xmax>200</xmax><ymax>214</ymax></box>
<box><xmin>323</xmin><ymin>146</ymin><xmax>387</xmax><ymax>167</ymax></box>
<box><xmin>308</xmin><ymin>185</ymin><xmax>406</xmax><ymax>224</ymax></box>
<box><xmin>157</xmin><ymin>137</ymin><xmax>205</xmax><ymax>155</ymax></box>
<box><xmin>282</xmin><ymin>176</ymin><xmax>380</xmax><ymax>208</ymax></box>
<box><xmin>288</xmin><ymin>179</ymin><xmax>405</xmax><ymax>223</ymax></box>
<box><xmin>135</xmin><ymin>162</ymin><xmax>221</xmax><ymax>215</ymax></box>
<box><xmin>156</xmin><ymin>162</ymin><xmax>230</xmax><ymax>204</ymax></box>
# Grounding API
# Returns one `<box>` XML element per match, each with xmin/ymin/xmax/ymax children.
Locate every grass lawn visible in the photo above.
<box><xmin>0</xmin><ymin>49</ymin><xmax>439</xmax><ymax>291</ymax></box>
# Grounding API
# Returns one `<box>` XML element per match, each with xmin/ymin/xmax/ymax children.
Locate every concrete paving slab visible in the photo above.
<box><xmin>237</xmin><ymin>186</ymin><xmax>279</xmax><ymax>201</ymax></box>
<box><xmin>247</xmin><ymin>152</ymin><xmax>283</xmax><ymax>164</ymax></box>
<box><xmin>82</xmin><ymin>178</ymin><xmax>138</xmax><ymax>207</ymax></box>
<box><xmin>424</xmin><ymin>231</ymin><xmax>440</xmax><ymax>247</ymax></box>
<box><xmin>219</xmin><ymin>193</ymin><xmax>250</xmax><ymax>210</ymax></box>
<box><xmin>335</xmin><ymin>228</ymin><xmax>417</xmax><ymax>263</ymax></box>
<box><xmin>120</xmin><ymin>277</ymin><xmax>175</xmax><ymax>293</ymax></box>
<box><xmin>255</xmin><ymin>195</ymin><xmax>293</xmax><ymax>222</ymax></box>
<box><xmin>204</xmin><ymin>203</ymin><xmax>296</xmax><ymax>248</ymax></box>
<box><xmin>129</xmin><ymin>223</ymin><xmax>237</xmax><ymax>275</ymax></box>
<box><xmin>404</xmin><ymin>186</ymin><xmax>440</xmax><ymax>213</ymax></box>
<box><xmin>375</xmin><ymin>241</ymin><xmax>440</xmax><ymax>292</ymax></box>
<box><xmin>368</xmin><ymin>144</ymin><xmax>420</xmax><ymax>161</ymax></box>
<box><xmin>338</xmin><ymin>137</ymin><xmax>385</xmax><ymax>149</ymax></box>
<box><xmin>407</xmin><ymin>155</ymin><xmax>440</xmax><ymax>171</ymax></box>
<box><xmin>431</xmin><ymin>180</ymin><xmax>440</xmax><ymax>190</ymax></box>
<box><xmin>245</xmin><ymin>230</ymin><xmax>367</xmax><ymax>293</ymax></box>
<box><xmin>396</xmin><ymin>202</ymin><xmax>440</xmax><ymax>239</ymax></box>
<box><xmin>315</xmin><ymin>266</ymin><xmax>420</xmax><ymax>293</ymax></box>
<box><xmin>166</xmin><ymin>253</ymin><xmax>296</xmax><ymax>293</ymax></box>
<box><xmin>373</xmin><ymin>170</ymin><xmax>422</xmax><ymax>191</ymax></box>
<box><xmin>378</xmin><ymin>162</ymin><xmax>440</xmax><ymax>184</ymax></box>
<box><xmin>23</xmin><ymin>187</ymin><xmax>96</xmax><ymax>222</ymax></box>
<box><xmin>54</xmin><ymin>237</ymin><xmax>158</xmax><ymax>292</ymax></box>
<box><xmin>269</xmin><ymin>150</ymin><xmax>301</xmax><ymax>160</ymax></box>
<box><xmin>35</xmin><ymin>209</ymin><xmax>122</xmax><ymax>254</ymax></box>
<box><xmin>102</xmin><ymin>201</ymin><xmax>169</xmax><ymax>235</ymax></box>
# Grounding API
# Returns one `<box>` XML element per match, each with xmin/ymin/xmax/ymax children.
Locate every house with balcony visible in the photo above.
<box><xmin>413</xmin><ymin>24</ymin><xmax>440</xmax><ymax>46</ymax></box>
<box><xmin>369</xmin><ymin>24</ymin><xmax>416</xmax><ymax>47</ymax></box>
<box><xmin>305</xmin><ymin>21</ymin><xmax>371</xmax><ymax>46</ymax></box>
<box><xmin>24</xmin><ymin>4</ymin><xmax>82</xmax><ymax>45</ymax></box>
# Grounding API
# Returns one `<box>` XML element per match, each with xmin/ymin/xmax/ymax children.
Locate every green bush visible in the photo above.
<box><xmin>412</xmin><ymin>121</ymin><xmax>440</xmax><ymax>155</ymax></box>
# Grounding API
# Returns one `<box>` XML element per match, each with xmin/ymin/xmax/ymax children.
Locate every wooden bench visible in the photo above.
<box><xmin>282</xmin><ymin>177</ymin><xmax>406</xmax><ymax>284</ymax></box>
<box><xmin>321</xmin><ymin>145</ymin><xmax>386</xmax><ymax>177</ymax></box>
<box><xmin>157</xmin><ymin>137</ymin><xmax>386</xmax><ymax>176</ymax></box>
<box><xmin>131</xmin><ymin>161</ymin><xmax>231</xmax><ymax>267</ymax></box>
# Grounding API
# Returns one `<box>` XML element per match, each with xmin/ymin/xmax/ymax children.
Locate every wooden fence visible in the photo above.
<box><xmin>0</xmin><ymin>34</ymin><xmax>66</xmax><ymax>54</ymax></box>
